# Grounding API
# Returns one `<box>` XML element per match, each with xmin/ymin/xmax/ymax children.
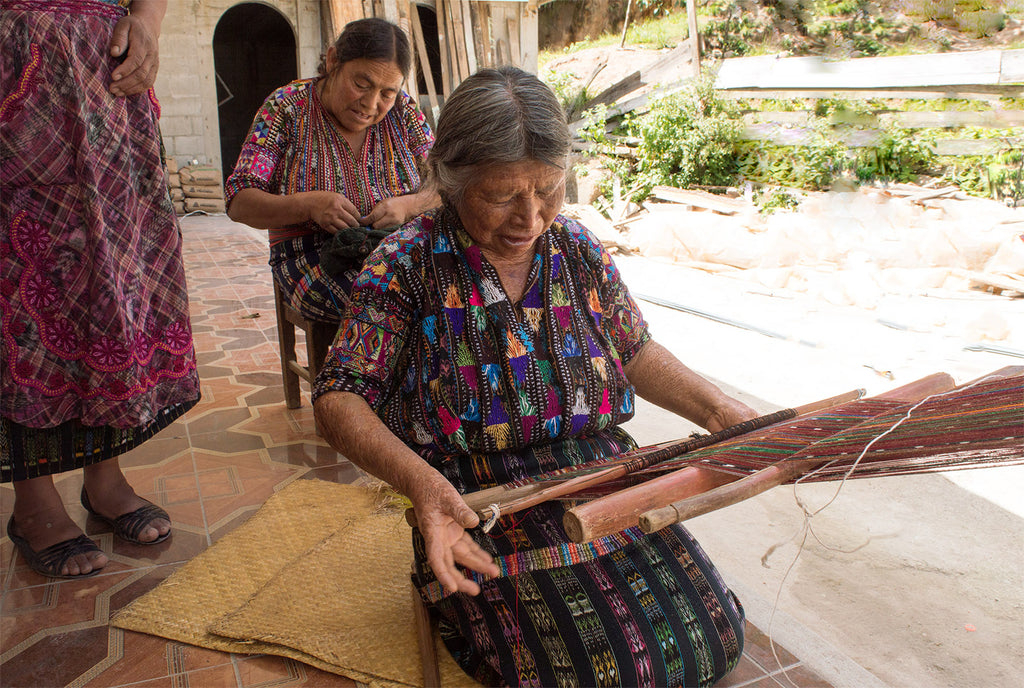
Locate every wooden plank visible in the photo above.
<box><xmin>738</xmin><ymin>124</ymin><xmax>1022</xmax><ymax>155</ymax></box>
<box><xmin>649</xmin><ymin>186</ymin><xmax>748</xmax><ymax>214</ymax></box>
<box><xmin>744</xmin><ymin>110</ymin><xmax>1024</xmax><ymax>129</ymax></box>
<box><xmin>686</xmin><ymin>0</ymin><xmax>700</xmax><ymax>73</ymax></box>
<box><xmin>323</xmin><ymin>0</ymin><xmax>366</xmax><ymax>37</ymax></box>
<box><xmin>719</xmin><ymin>87</ymin><xmax>1024</xmax><ymax>100</ymax></box>
<box><xmin>934</xmin><ymin>138</ymin><xmax>1021</xmax><ymax>156</ymax></box>
<box><xmin>583</xmin><ymin>41</ymin><xmax>695</xmax><ymax>111</ymax></box>
<box><xmin>449</xmin><ymin>0</ymin><xmax>470</xmax><ymax>82</ymax></box>
<box><xmin>888</xmin><ymin>110</ymin><xmax>1024</xmax><ymax>128</ymax></box>
<box><xmin>507</xmin><ymin>16</ymin><xmax>521</xmax><ymax>68</ymax></box>
<box><xmin>519</xmin><ymin>0</ymin><xmax>540</xmax><ymax>73</ymax></box>
<box><xmin>380</xmin><ymin>0</ymin><xmax>400</xmax><ymax>23</ymax></box>
<box><xmin>475</xmin><ymin>2</ymin><xmax>492</xmax><ymax>69</ymax></box>
<box><xmin>461</xmin><ymin>1</ymin><xmax>478</xmax><ymax>74</ymax></box>
<box><xmin>716</xmin><ymin>50</ymin><xmax>1004</xmax><ymax>90</ymax></box>
<box><xmin>435</xmin><ymin>0</ymin><xmax>452</xmax><ymax>94</ymax></box>
<box><xmin>409</xmin><ymin>2</ymin><xmax>440</xmax><ymax>127</ymax></box>
<box><xmin>1000</xmin><ymin>49</ymin><xmax>1024</xmax><ymax>84</ymax></box>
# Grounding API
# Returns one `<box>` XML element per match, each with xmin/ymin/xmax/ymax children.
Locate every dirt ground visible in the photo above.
<box><xmin>606</xmin><ymin>196</ymin><xmax>1024</xmax><ymax>687</ymax></box>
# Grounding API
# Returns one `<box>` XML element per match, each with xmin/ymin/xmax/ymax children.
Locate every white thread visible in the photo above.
<box><xmin>481</xmin><ymin>503</ymin><xmax>501</xmax><ymax>533</ymax></box>
<box><xmin>762</xmin><ymin>375</ymin><xmax>999</xmax><ymax>687</ymax></box>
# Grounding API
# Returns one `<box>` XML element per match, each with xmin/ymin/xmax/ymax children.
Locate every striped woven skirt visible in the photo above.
<box><xmin>270</xmin><ymin>233</ymin><xmax>360</xmax><ymax>323</ymax></box>
<box><xmin>413</xmin><ymin>433</ymin><xmax>745</xmax><ymax>687</ymax></box>
<box><xmin>0</xmin><ymin>0</ymin><xmax>200</xmax><ymax>479</ymax></box>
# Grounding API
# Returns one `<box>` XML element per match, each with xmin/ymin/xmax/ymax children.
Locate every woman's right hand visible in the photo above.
<box><xmin>408</xmin><ymin>476</ymin><xmax>499</xmax><ymax>596</ymax></box>
<box><xmin>302</xmin><ymin>191</ymin><xmax>362</xmax><ymax>233</ymax></box>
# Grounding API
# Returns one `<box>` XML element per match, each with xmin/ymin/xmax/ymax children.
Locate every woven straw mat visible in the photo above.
<box><xmin>111</xmin><ymin>479</ymin><xmax>480</xmax><ymax>687</ymax></box>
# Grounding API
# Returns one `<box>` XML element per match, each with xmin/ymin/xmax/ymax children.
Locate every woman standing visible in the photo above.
<box><xmin>1</xmin><ymin>0</ymin><xmax>200</xmax><ymax>578</ymax></box>
<box><xmin>225</xmin><ymin>18</ymin><xmax>439</xmax><ymax>323</ymax></box>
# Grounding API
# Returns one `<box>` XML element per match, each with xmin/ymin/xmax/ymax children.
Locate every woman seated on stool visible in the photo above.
<box><xmin>313</xmin><ymin>66</ymin><xmax>756</xmax><ymax>687</ymax></box>
<box><xmin>224</xmin><ymin>18</ymin><xmax>438</xmax><ymax>322</ymax></box>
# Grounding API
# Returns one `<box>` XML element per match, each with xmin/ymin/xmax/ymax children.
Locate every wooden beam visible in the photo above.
<box><xmin>436</xmin><ymin>0</ymin><xmax>452</xmax><ymax>94</ymax></box>
<box><xmin>507</xmin><ymin>16</ymin><xmax>520</xmax><ymax>68</ymax></box>
<box><xmin>449</xmin><ymin>0</ymin><xmax>470</xmax><ymax>82</ymax></box>
<box><xmin>475</xmin><ymin>2</ymin><xmax>492</xmax><ymax>69</ymax></box>
<box><xmin>716</xmin><ymin>50</ymin><xmax>1006</xmax><ymax>91</ymax></box>
<box><xmin>686</xmin><ymin>0</ymin><xmax>701</xmax><ymax>73</ymax></box>
<box><xmin>461</xmin><ymin>1</ymin><xmax>478</xmax><ymax>75</ymax></box>
<box><xmin>409</xmin><ymin>2</ymin><xmax>440</xmax><ymax>126</ymax></box>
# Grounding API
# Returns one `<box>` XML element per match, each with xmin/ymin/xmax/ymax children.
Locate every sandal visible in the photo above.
<box><xmin>6</xmin><ymin>517</ymin><xmax>103</xmax><ymax>579</ymax></box>
<box><xmin>80</xmin><ymin>487</ymin><xmax>171</xmax><ymax>545</ymax></box>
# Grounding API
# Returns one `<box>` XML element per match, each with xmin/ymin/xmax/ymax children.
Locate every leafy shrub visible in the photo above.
<box><xmin>904</xmin><ymin>0</ymin><xmax>1007</xmax><ymax>37</ymax></box>
<box><xmin>855</xmin><ymin>129</ymin><xmax>936</xmax><ymax>182</ymax></box>
<box><xmin>628</xmin><ymin>75</ymin><xmax>743</xmax><ymax>194</ymax></box>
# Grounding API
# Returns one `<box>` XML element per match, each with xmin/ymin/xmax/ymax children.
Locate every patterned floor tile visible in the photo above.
<box><xmin>0</xmin><ymin>215</ymin><xmax>835</xmax><ymax>688</ymax></box>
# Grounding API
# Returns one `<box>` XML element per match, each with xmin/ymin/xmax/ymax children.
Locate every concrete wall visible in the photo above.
<box><xmin>154</xmin><ymin>0</ymin><xmax>324</xmax><ymax>172</ymax></box>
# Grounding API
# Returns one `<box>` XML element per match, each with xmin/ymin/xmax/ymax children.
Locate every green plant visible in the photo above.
<box><xmin>855</xmin><ymin>128</ymin><xmax>936</xmax><ymax>182</ymax></box>
<box><xmin>542</xmin><ymin>68</ymin><xmax>590</xmax><ymax>119</ymax></box>
<box><xmin>754</xmin><ymin>187</ymin><xmax>802</xmax><ymax>214</ymax></box>
<box><xmin>904</xmin><ymin>0</ymin><xmax>1007</xmax><ymax>37</ymax></box>
<box><xmin>627</xmin><ymin>73</ymin><xmax>743</xmax><ymax>195</ymax></box>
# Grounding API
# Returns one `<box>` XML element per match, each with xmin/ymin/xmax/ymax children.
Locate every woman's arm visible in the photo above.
<box><xmin>109</xmin><ymin>0</ymin><xmax>167</xmax><ymax>97</ymax></box>
<box><xmin>226</xmin><ymin>187</ymin><xmax>361</xmax><ymax>233</ymax></box>
<box><xmin>361</xmin><ymin>187</ymin><xmax>441</xmax><ymax>229</ymax></box>
<box><xmin>623</xmin><ymin>340</ymin><xmax>757</xmax><ymax>432</ymax></box>
<box><xmin>314</xmin><ymin>391</ymin><xmax>499</xmax><ymax>594</ymax></box>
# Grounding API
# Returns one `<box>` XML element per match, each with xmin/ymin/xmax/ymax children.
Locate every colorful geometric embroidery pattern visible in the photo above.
<box><xmin>223</xmin><ymin>78</ymin><xmax>432</xmax><ymax>246</ymax></box>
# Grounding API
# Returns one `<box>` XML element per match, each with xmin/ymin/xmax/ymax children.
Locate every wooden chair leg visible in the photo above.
<box><xmin>274</xmin><ymin>283</ymin><xmax>302</xmax><ymax>409</ymax></box>
<box><xmin>305</xmin><ymin>321</ymin><xmax>336</xmax><ymax>437</ymax></box>
<box><xmin>411</xmin><ymin>581</ymin><xmax>442</xmax><ymax>688</ymax></box>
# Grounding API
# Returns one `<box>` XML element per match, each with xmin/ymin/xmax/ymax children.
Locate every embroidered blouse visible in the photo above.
<box><xmin>223</xmin><ymin>78</ymin><xmax>433</xmax><ymax>245</ymax></box>
<box><xmin>313</xmin><ymin>207</ymin><xmax>651</xmax><ymax>472</ymax></box>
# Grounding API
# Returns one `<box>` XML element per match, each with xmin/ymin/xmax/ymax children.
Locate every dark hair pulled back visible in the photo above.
<box><xmin>317</xmin><ymin>17</ymin><xmax>412</xmax><ymax>78</ymax></box>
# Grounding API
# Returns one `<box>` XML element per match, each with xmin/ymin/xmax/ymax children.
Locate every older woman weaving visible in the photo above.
<box><xmin>313</xmin><ymin>66</ymin><xmax>756</xmax><ymax>687</ymax></box>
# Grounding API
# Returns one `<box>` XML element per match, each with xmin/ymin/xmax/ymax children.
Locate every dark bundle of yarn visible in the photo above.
<box><xmin>319</xmin><ymin>226</ymin><xmax>395</xmax><ymax>278</ymax></box>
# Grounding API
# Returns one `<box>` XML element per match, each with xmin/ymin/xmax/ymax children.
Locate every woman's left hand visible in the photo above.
<box><xmin>362</xmin><ymin>196</ymin><xmax>416</xmax><ymax>230</ymax></box>
<box><xmin>108</xmin><ymin>13</ymin><xmax>161</xmax><ymax>96</ymax></box>
<box><xmin>408</xmin><ymin>476</ymin><xmax>500</xmax><ymax>596</ymax></box>
<box><xmin>702</xmin><ymin>397</ymin><xmax>759</xmax><ymax>433</ymax></box>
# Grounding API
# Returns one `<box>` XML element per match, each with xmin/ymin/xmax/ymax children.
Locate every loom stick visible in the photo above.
<box><xmin>563</xmin><ymin>372</ymin><xmax>955</xmax><ymax>542</ymax></box>
<box><xmin>637</xmin><ymin>372</ymin><xmax>958</xmax><ymax>534</ymax></box>
<box><xmin>469</xmin><ymin>388</ymin><xmax>864</xmax><ymax>524</ymax></box>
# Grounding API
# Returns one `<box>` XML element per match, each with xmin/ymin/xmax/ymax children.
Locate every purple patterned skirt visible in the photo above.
<box><xmin>0</xmin><ymin>1</ymin><xmax>200</xmax><ymax>476</ymax></box>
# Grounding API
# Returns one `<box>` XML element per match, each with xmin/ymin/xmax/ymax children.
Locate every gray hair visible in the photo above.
<box><xmin>428</xmin><ymin>66</ymin><xmax>570</xmax><ymax>206</ymax></box>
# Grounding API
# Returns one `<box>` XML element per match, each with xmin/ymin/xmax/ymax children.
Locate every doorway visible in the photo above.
<box><xmin>213</xmin><ymin>3</ymin><xmax>297</xmax><ymax>174</ymax></box>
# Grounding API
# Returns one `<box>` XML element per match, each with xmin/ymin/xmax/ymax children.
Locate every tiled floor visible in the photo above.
<box><xmin>1</xmin><ymin>215</ymin><xmax>834</xmax><ymax>688</ymax></box>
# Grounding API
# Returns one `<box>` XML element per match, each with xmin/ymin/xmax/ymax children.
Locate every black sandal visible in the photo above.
<box><xmin>6</xmin><ymin>517</ymin><xmax>103</xmax><ymax>579</ymax></box>
<box><xmin>80</xmin><ymin>487</ymin><xmax>171</xmax><ymax>545</ymax></box>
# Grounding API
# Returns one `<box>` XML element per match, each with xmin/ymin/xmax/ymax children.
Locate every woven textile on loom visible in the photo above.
<box><xmin>518</xmin><ymin>370</ymin><xmax>1024</xmax><ymax>502</ymax></box>
<box><xmin>634</xmin><ymin>371</ymin><xmax>1021</xmax><ymax>491</ymax></box>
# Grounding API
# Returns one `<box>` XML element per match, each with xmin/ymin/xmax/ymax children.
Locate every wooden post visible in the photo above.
<box><xmin>686</xmin><ymin>0</ymin><xmax>701</xmax><ymax>73</ymax></box>
<box><xmin>409</xmin><ymin>2</ymin><xmax>440</xmax><ymax>126</ymax></box>
<box><xmin>620</xmin><ymin>0</ymin><xmax>633</xmax><ymax>48</ymax></box>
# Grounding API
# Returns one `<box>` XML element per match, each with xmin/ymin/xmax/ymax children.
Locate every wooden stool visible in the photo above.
<box><xmin>273</xmin><ymin>282</ymin><xmax>336</xmax><ymax>435</ymax></box>
<box><xmin>411</xmin><ymin>580</ymin><xmax>442</xmax><ymax>687</ymax></box>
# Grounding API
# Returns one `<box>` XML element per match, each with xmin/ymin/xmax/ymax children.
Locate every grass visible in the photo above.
<box><xmin>540</xmin><ymin>1</ymin><xmax>1023</xmax><ymax>68</ymax></box>
<box><xmin>539</xmin><ymin>10</ymin><xmax>693</xmax><ymax>70</ymax></box>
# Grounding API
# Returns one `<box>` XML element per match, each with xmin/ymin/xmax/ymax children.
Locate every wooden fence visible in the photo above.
<box><xmin>573</xmin><ymin>48</ymin><xmax>1024</xmax><ymax>157</ymax></box>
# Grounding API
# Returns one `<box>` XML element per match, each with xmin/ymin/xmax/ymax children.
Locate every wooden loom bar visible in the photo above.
<box><xmin>466</xmin><ymin>388</ymin><xmax>864</xmax><ymax>523</ymax></box>
<box><xmin>564</xmin><ymin>372</ymin><xmax>955</xmax><ymax>542</ymax></box>
<box><xmin>638</xmin><ymin>372</ymin><xmax>960</xmax><ymax>534</ymax></box>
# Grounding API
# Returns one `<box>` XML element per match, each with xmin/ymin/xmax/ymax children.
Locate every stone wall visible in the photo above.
<box><xmin>154</xmin><ymin>0</ymin><xmax>324</xmax><ymax>173</ymax></box>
